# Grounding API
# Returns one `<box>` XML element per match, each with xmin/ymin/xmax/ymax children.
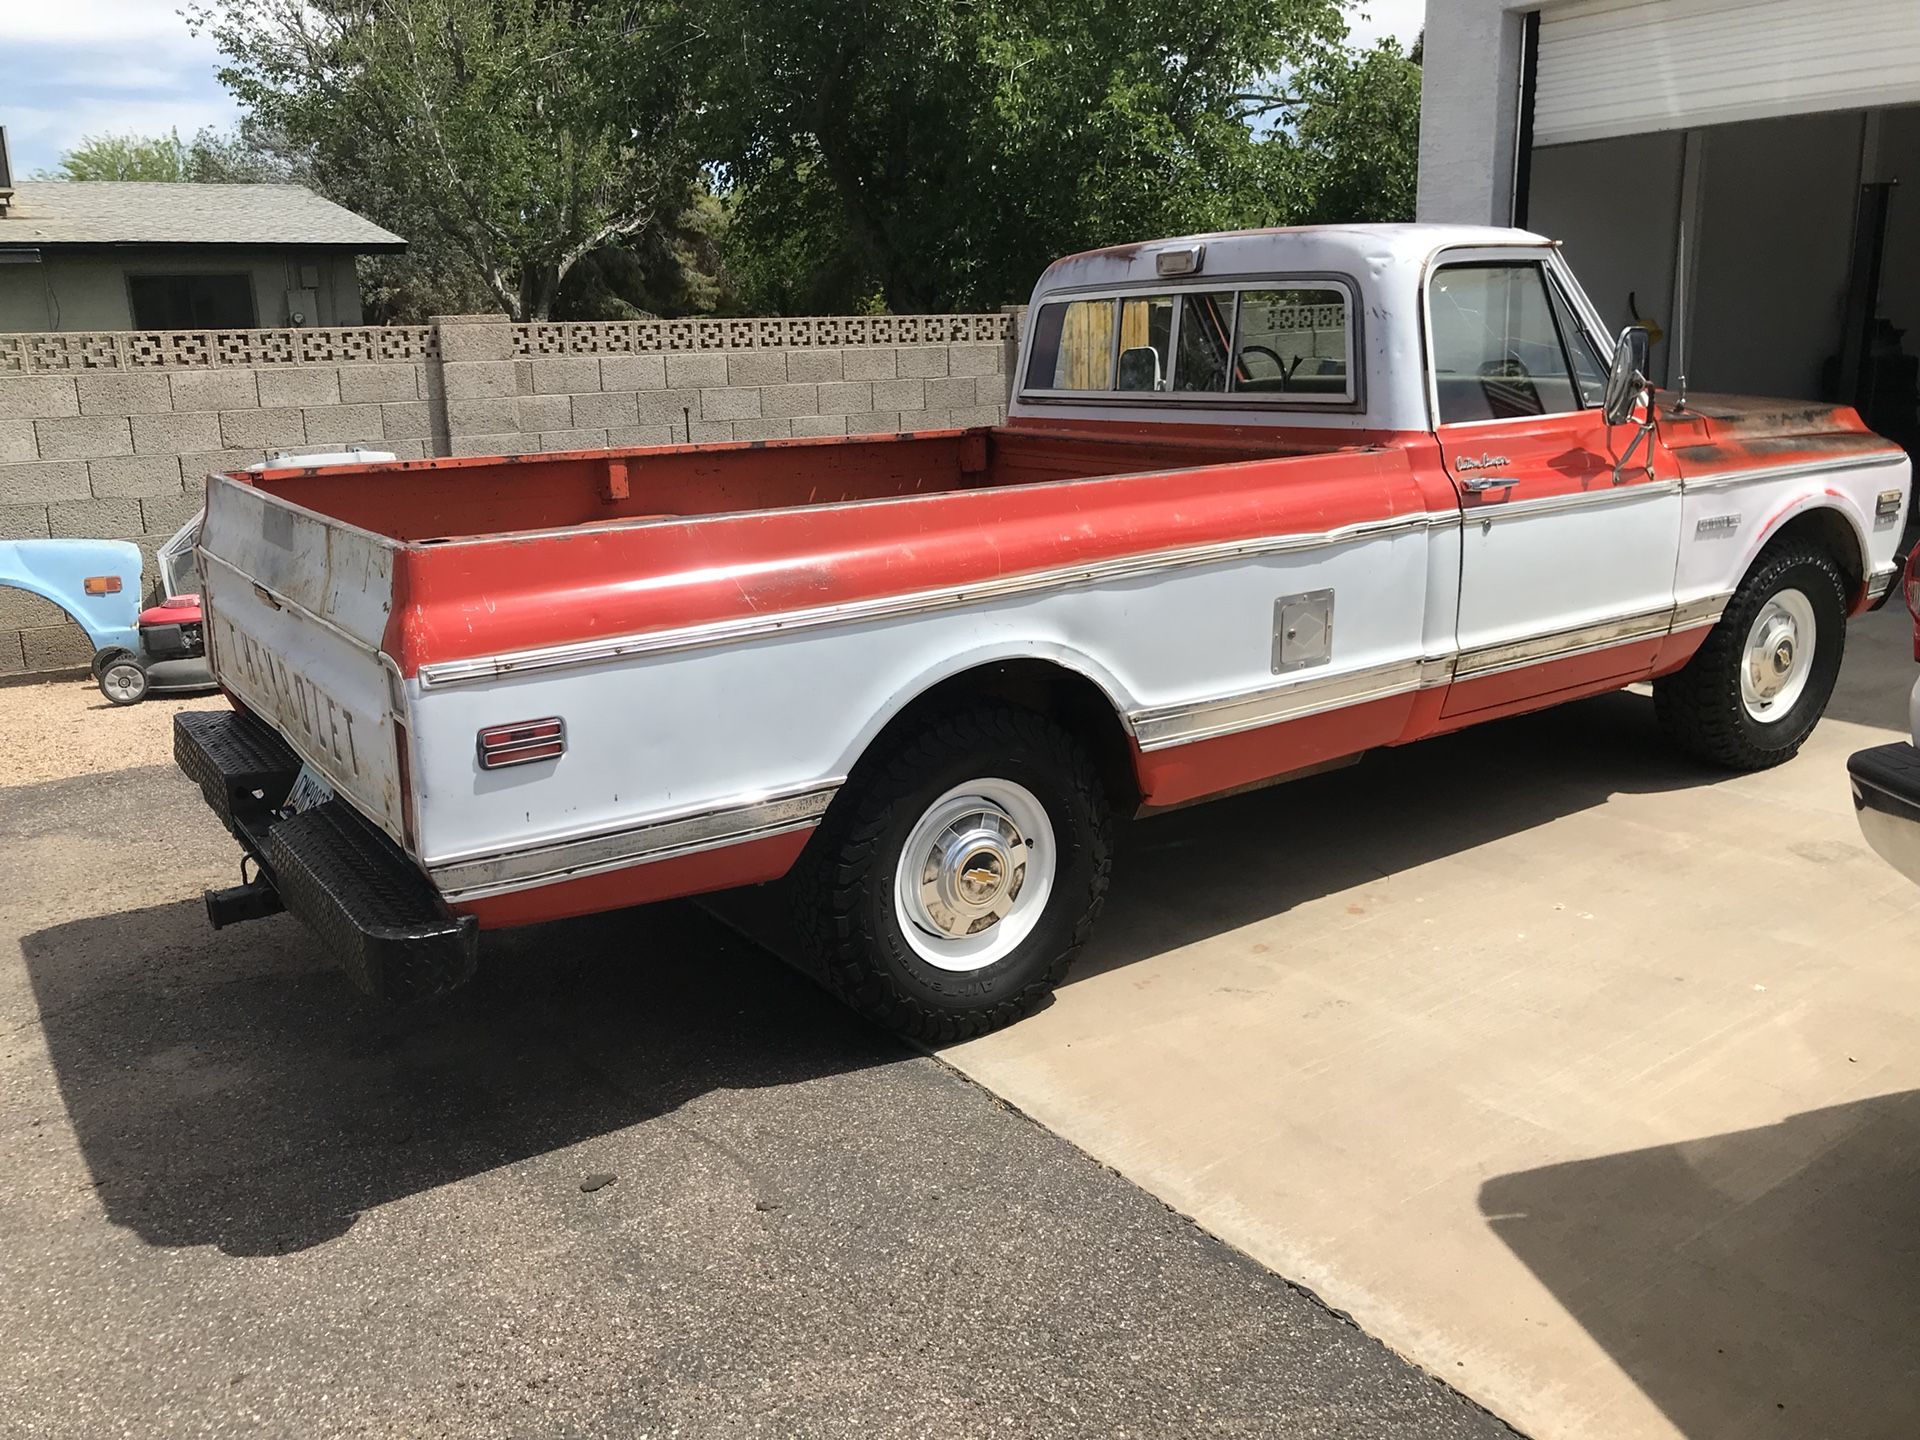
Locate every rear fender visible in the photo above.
<box><xmin>829</xmin><ymin>641</ymin><xmax>1141</xmax><ymax>785</ymax></box>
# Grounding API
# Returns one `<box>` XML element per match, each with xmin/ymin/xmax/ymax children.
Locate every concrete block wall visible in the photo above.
<box><xmin>0</xmin><ymin>311</ymin><xmax>1014</xmax><ymax>675</ymax></box>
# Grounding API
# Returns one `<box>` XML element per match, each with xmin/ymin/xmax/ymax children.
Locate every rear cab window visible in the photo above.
<box><xmin>1023</xmin><ymin>280</ymin><xmax>1358</xmax><ymax>406</ymax></box>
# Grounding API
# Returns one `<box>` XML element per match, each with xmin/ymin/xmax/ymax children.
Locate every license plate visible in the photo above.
<box><xmin>285</xmin><ymin>765</ymin><xmax>335</xmax><ymax>815</ymax></box>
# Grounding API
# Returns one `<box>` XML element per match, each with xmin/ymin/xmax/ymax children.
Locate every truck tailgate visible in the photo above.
<box><xmin>198</xmin><ymin>474</ymin><xmax>407</xmax><ymax>844</ymax></box>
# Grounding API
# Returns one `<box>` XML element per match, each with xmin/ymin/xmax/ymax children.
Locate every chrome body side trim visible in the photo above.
<box><xmin>1467</xmin><ymin>478</ymin><xmax>1682</xmax><ymax>523</ymax></box>
<box><xmin>1130</xmin><ymin>655</ymin><xmax>1450</xmax><ymax>751</ymax></box>
<box><xmin>1454</xmin><ymin>606</ymin><xmax>1674</xmax><ymax>679</ymax></box>
<box><xmin>432</xmin><ymin>780</ymin><xmax>842</xmax><ymax>901</ymax></box>
<box><xmin>417</xmin><ymin>510</ymin><xmax>1457</xmax><ymax>689</ymax></box>
<box><xmin>1680</xmin><ymin>451</ymin><xmax>1908</xmax><ymax>493</ymax></box>
<box><xmin>1670</xmin><ymin>592</ymin><xmax>1734</xmax><ymax>631</ymax></box>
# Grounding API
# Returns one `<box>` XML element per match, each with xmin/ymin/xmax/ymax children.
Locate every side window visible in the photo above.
<box><xmin>1116</xmin><ymin>296</ymin><xmax>1174</xmax><ymax>391</ymax></box>
<box><xmin>1174</xmin><ymin>291</ymin><xmax>1236</xmax><ymax>392</ymax></box>
<box><xmin>1546</xmin><ymin>277</ymin><xmax>1608</xmax><ymax>407</ymax></box>
<box><xmin>1233</xmin><ymin>288</ymin><xmax>1351</xmax><ymax>398</ymax></box>
<box><xmin>1429</xmin><ymin>264</ymin><xmax>1581</xmax><ymax>424</ymax></box>
<box><xmin>1026</xmin><ymin>298</ymin><xmax>1117</xmax><ymax>391</ymax></box>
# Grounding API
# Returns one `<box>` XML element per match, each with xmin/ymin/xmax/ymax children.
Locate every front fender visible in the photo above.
<box><xmin>0</xmin><ymin>539</ymin><xmax>145</xmax><ymax>653</ymax></box>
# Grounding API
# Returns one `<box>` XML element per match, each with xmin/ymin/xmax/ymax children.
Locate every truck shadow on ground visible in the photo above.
<box><xmin>1480</xmin><ymin>1091</ymin><xmax>1920</xmax><ymax>1440</ymax></box>
<box><xmin>20</xmin><ymin>899</ymin><xmax>903</xmax><ymax>1258</ymax></box>
<box><xmin>1068</xmin><ymin>688</ymin><xmax>1740</xmax><ymax>984</ymax></box>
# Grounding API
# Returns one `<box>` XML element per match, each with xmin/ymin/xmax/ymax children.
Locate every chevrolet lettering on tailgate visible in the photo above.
<box><xmin>218</xmin><ymin>613</ymin><xmax>365</xmax><ymax>783</ymax></box>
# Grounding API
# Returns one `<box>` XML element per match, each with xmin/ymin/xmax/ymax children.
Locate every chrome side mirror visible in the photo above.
<box><xmin>1602</xmin><ymin>325</ymin><xmax>1653</xmax><ymax>426</ymax></box>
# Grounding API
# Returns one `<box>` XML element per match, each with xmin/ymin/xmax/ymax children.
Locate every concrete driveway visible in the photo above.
<box><xmin>944</xmin><ymin>602</ymin><xmax>1920</xmax><ymax>1440</ymax></box>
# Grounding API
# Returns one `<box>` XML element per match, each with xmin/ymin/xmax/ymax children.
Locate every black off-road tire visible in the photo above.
<box><xmin>791</xmin><ymin>704</ymin><xmax>1112</xmax><ymax>1044</ymax></box>
<box><xmin>1653</xmin><ymin>540</ymin><xmax>1848</xmax><ymax>770</ymax></box>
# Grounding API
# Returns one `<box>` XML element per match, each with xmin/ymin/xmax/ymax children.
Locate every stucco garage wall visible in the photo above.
<box><xmin>0</xmin><ymin>310</ymin><xmax>1016</xmax><ymax>675</ymax></box>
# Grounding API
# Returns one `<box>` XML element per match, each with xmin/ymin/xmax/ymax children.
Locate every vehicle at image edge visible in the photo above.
<box><xmin>1846</xmin><ymin>552</ymin><xmax>1920</xmax><ymax>883</ymax></box>
<box><xmin>172</xmin><ymin>224</ymin><xmax>1913</xmax><ymax>1040</ymax></box>
<box><xmin>0</xmin><ymin>524</ymin><xmax>212</xmax><ymax>705</ymax></box>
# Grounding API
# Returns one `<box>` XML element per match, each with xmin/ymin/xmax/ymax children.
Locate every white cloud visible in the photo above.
<box><xmin>0</xmin><ymin>0</ymin><xmax>236</xmax><ymax>173</ymax></box>
<box><xmin>1345</xmin><ymin>0</ymin><xmax>1427</xmax><ymax>49</ymax></box>
<box><xmin>0</xmin><ymin>0</ymin><xmax>211</xmax><ymax>51</ymax></box>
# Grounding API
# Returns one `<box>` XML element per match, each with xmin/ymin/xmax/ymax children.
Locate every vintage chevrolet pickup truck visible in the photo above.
<box><xmin>175</xmin><ymin>224</ymin><xmax>1912</xmax><ymax>1038</ymax></box>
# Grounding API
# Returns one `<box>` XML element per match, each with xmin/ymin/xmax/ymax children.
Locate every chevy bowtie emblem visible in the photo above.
<box><xmin>1456</xmin><ymin>454</ymin><xmax>1511</xmax><ymax>471</ymax></box>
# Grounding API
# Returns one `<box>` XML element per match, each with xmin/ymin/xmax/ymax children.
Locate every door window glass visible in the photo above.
<box><xmin>1546</xmin><ymin>277</ymin><xmax>1608</xmax><ymax>407</ymax></box>
<box><xmin>1430</xmin><ymin>264</ymin><xmax>1581</xmax><ymax>423</ymax></box>
<box><xmin>1233</xmin><ymin>288</ymin><xmax>1350</xmax><ymax>397</ymax></box>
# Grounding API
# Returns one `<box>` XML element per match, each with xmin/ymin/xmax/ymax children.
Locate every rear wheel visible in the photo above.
<box><xmin>1654</xmin><ymin>540</ymin><xmax>1847</xmax><ymax>769</ymax></box>
<box><xmin>792</xmin><ymin>704</ymin><xmax>1112</xmax><ymax>1043</ymax></box>
<box><xmin>98</xmin><ymin>657</ymin><xmax>150</xmax><ymax>706</ymax></box>
<box><xmin>89</xmin><ymin>646</ymin><xmax>133</xmax><ymax>683</ymax></box>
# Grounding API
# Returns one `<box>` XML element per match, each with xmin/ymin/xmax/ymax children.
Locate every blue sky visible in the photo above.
<box><xmin>1</xmin><ymin>0</ymin><xmax>1426</xmax><ymax>178</ymax></box>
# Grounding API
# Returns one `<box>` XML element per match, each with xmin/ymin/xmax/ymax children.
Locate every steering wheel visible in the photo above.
<box><xmin>1240</xmin><ymin>344</ymin><xmax>1288</xmax><ymax>388</ymax></box>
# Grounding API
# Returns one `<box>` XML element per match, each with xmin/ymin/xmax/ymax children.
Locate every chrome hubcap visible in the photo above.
<box><xmin>1740</xmin><ymin>588</ymin><xmax>1816</xmax><ymax>722</ymax></box>
<box><xmin>916</xmin><ymin>810</ymin><xmax>1027</xmax><ymax>940</ymax></box>
<box><xmin>895</xmin><ymin>779</ymin><xmax>1056</xmax><ymax>973</ymax></box>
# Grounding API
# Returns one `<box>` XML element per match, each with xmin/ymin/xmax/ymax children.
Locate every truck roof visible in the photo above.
<box><xmin>1033</xmin><ymin>223</ymin><xmax>1553</xmax><ymax>296</ymax></box>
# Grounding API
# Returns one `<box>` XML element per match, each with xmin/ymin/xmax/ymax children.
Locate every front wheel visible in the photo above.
<box><xmin>1654</xmin><ymin>540</ymin><xmax>1848</xmax><ymax>769</ymax></box>
<box><xmin>791</xmin><ymin>705</ymin><xmax>1113</xmax><ymax>1043</ymax></box>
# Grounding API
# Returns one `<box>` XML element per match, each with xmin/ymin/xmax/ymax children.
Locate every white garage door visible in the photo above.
<box><xmin>1535</xmin><ymin>0</ymin><xmax>1920</xmax><ymax>146</ymax></box>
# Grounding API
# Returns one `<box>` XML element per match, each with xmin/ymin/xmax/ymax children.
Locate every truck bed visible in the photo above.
<box><xmin>197</xmin><ymin>422</ymin><xmax>1426</xmax><ymax>886</ymax></box>
<box><xmin>238</xmin><ymin>425</ymin><xmax>1340</xmax><ymax>541</ymax></box>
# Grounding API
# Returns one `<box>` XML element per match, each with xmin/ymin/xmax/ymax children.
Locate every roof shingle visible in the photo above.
<box><xmin>0</xmin><ymin>183</ymin><xmax>406</xmax><ymax>250</ymax></box>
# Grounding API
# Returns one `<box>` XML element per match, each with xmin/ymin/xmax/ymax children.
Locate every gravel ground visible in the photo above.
<box><xmin>0</xmin><ymin>672</ymin><xmax>221</xmax><ymax>787</ymax></box>
<box><xmin>0</xmin><ymin>762</ymin><xmax>1519</xmax><ymax>1440</ymax></box>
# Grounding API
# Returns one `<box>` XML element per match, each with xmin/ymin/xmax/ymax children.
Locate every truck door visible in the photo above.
<box><xmin>1428</xmin><ymin>256</ymin><xmax>1680</xmax><ymax>714</ymax></box>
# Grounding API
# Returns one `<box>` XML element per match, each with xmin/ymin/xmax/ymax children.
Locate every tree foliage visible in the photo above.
<box><xmin>38</xmin><ymin>131</ymin><xmax>196</xmax><ymax>182</ymax></box>
<box><xmin>700</xmin><ymin>0</ymin><xmax>1355</xmax><ymax>313</ymax></box>
<box><xmin>187</xmin><ymin>0</ymin><xmax>702</xmax><ymax>319</ymax></box>
<box><xmin>53</xmin><ymin>4</ymin><xmax>1423</xmax><ymax>320</ymax></box>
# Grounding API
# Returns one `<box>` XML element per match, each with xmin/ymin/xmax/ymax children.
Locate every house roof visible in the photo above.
<box><xmin>0</xmin><ymin>182</ymin><xmax>406</xmax><ymax>252</ymax></box>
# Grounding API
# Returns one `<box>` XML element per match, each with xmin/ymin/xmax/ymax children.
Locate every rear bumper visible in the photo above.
<box><xmin>175</xmin><ymin>710</ymin><xmax>477</xmax><ymax>1001</ymax></box>
<box><xmin>1847</xmin><ymin>740</ymin><xmax>1920</xmax><ymax>886</ymax></box>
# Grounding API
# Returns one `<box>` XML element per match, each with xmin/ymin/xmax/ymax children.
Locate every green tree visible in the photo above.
<box><xmin>1290</xmin><ymin>40</ymin><xmax>1423</xmax><ymax>225</ymax></box>
<box><xmin>698</xmin><ymin>0</ymin><xmax>1346</xmax><ymax>313</ymax></box>
<box><xmin>39</xmin><ymin>130</ymin><xmax>194</xmax><ymax>181</ymax></box>
<box><xmin>189</xmin><ymin>0</ymin><xmax>702</xmax><ymax>319</ymax></box>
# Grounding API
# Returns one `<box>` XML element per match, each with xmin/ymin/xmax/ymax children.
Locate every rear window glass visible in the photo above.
<box><xmin>1028</xmin><ymin>298</ymin><xmax>1116</xmax><ymax>390</ymax></box>
<box><xmin>1025</xmin><ymin>282</ymin><xmax>1354</xmax><ymax>402</ymax></box>
<box><xmin>1234</xmin><ymin>289</ymin><xmax>1349</xmax><ymax>397</ymax></box>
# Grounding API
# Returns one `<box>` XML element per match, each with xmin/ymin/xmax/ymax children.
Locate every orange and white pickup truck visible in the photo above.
<box><xmin>176</xmin><ymin>224</ymin><xmax>1911</xmax><ymax>1039</ymax></box>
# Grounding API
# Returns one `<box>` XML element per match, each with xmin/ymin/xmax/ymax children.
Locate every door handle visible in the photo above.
<box><xmin>1462</xmin><ymin>475</ymin><xmax>1520</xmax><ymax>493</ymax></box>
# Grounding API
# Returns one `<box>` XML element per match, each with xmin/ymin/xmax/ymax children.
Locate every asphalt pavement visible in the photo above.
<box><xmin>0</xmin><ymin>749</ymin><xmax>1516</xmax><ymax>1439</ymax></box>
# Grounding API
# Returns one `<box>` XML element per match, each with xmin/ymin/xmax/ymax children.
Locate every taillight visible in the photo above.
<box><xmin>1904</xmin><ymin>550</ymin><xmax>1920</xmax><ymax>661</ymax></box>
<box><xmin>477</xmin><ymin>718</ymin><xmax>565</xmax><ymax>769</ymax></box>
